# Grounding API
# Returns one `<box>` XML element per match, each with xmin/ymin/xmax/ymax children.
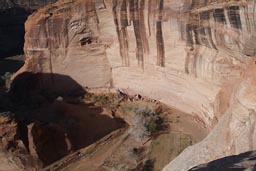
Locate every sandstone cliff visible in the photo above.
<box><xmin>0</xmin><ymin>0</ymin><xmax>57</xmax><ymax>58</ymax></box>
<box><xmin>16</xmin><ymin>0</ymin><xmax>256</xmax><ymax>170</ymax></box>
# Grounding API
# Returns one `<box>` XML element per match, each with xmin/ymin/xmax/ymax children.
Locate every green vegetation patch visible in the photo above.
<box><xmin>85</xmin><ymin>93</ymin><xmax>123</xmax><ymax>109</ymax></box>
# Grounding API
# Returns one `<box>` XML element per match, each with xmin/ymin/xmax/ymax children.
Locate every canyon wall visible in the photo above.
<box><xmin>0</xmin><ymin>0</ymin><xmax>57</xmax><ymax>58</ymax></box>
<box><xmin>16</xmin><ymin>0</ymin><xmax>256</xmax><ymax>170</ymax></box>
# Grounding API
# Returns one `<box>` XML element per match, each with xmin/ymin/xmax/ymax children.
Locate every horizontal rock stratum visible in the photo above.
<box><xmin>15</xmin><ymin>0</ymin><xmax>256</xmax><ymax>170</ymax></box>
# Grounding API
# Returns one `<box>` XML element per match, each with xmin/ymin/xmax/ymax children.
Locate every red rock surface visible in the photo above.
<box><xmin>14</xmin><ymin>0</ymin><xmax>256</xmax><ymax>170</ymax></box>
<box><xmin>0</xmin><ymin>0</ymin><xmax>57</xmax><ymax>58</ymax></box>
<box><xmin>0</xmin><ymin>113</ymin><xmax>41</xmax><ymax>170</ymax></box>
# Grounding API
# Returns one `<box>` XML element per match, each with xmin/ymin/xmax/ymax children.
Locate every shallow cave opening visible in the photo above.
<box><xmin>80</xmin><ymin>37</ymin><xmax>93</xmax><ymax>46</ymax></box>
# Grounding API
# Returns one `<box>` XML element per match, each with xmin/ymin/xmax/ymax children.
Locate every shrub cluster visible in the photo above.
<box><xmin>129</xmin><ymin>106</ymin><xmax>163</xmax><ymax>141</ymax></box>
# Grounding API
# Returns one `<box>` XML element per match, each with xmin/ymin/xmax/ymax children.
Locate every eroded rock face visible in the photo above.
<box><xmin>0</xmin><ymin>113</ymin><xmax>41</xmax><ymax>170</ymax></box>
<box><xmin>27</xmin><ymin>122</ymin><xmax>72</xmax><ymax>166</ymax></box>
<box><xmin>16</xmin><ymin>0</ymin><xmax>256</xmax><ymax>170</ymax></box>
<box><xmin>0</xmin><ymin>0</ymin><xmax>57</xmax><ymax>58</ymax></box>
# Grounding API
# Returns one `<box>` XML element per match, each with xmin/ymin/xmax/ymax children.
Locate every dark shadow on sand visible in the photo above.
<box><xmin>189</xmin><ymin>151</ymin><xmax>256</xmax><ymax>171</ymax></box>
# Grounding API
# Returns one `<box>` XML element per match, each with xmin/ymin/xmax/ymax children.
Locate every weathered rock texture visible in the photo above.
<box><xmin>0</xmin><ymin>113</ymin><xmax>41</xmax><ymax>171</ymax></box>
<box><xmin>0</xmin><ymin>0</ymin><xmax>57</xmax><ymax>58</ymax></box>
<box><xmin>16</xmin><ymin>0</ymin><xmax>256</xmax><ymax>170</ymax></box>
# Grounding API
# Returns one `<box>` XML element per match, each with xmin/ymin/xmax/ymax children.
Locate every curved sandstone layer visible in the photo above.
<box><xmin>16</xmin><ymin>0</ymin><xmax>256</xmax><ymax>170</ymax></box>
